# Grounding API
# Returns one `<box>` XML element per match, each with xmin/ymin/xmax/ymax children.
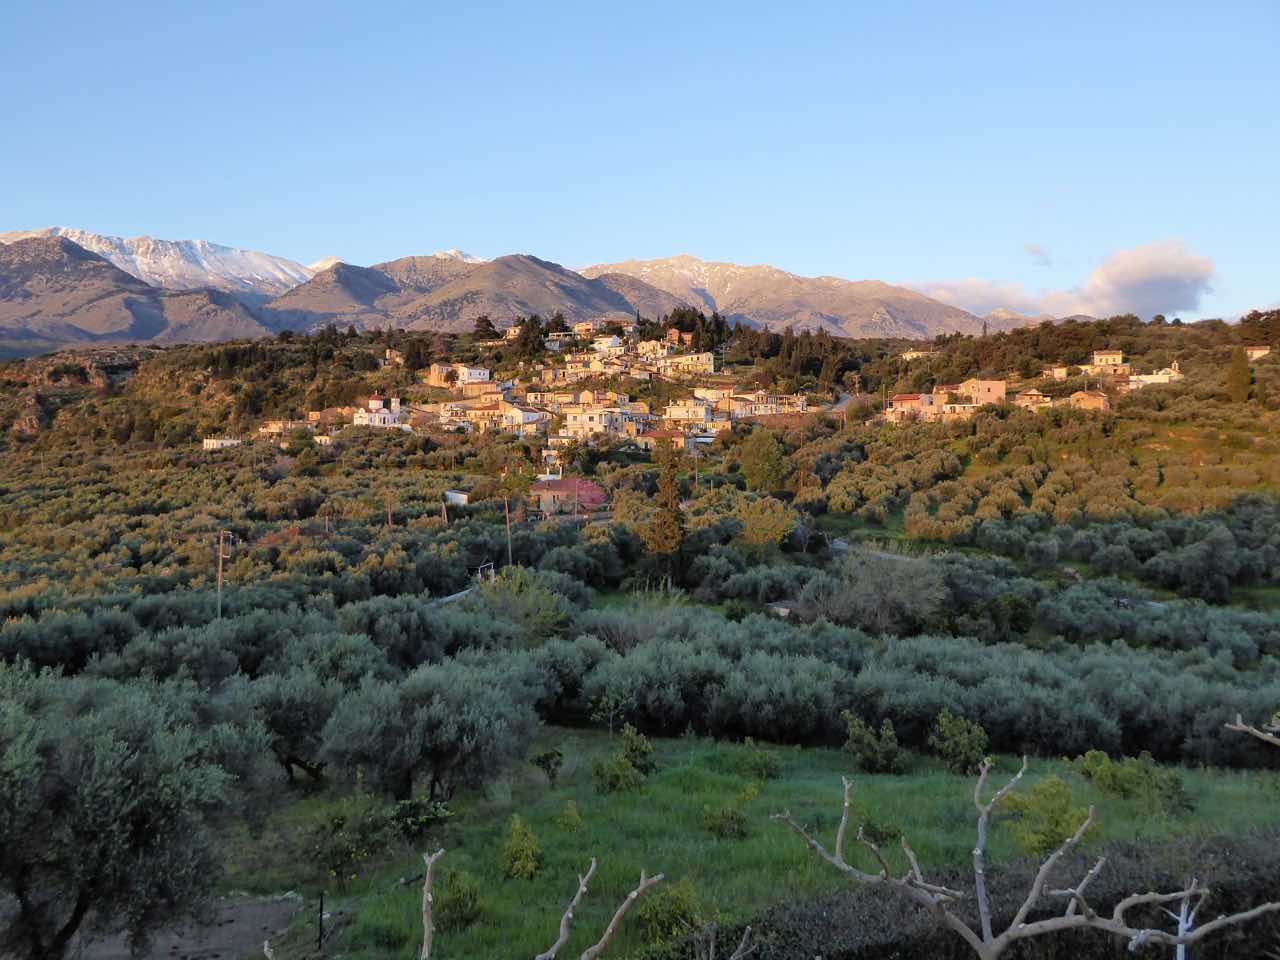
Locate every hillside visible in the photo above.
<box><xmin>581</xmin><ymin>253</ymin><xmax>985</xmax><ymax>337</ymax></box>
<box><xmin>0</xmin><ymin>237</ymin><xmax>269</xmax><ymax>353</ymax></box>
<box><xmin>266</xmin><ymin>253</ymin><xmax>690</xmax><ymax>332</ymax></box>
<box><xmin>0</xmin><ymin>227</ymin><xmax>314</xmax><ymax>299</ymax></box>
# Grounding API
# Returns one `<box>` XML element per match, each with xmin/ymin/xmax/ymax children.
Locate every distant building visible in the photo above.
<box><xmin>1041</xmin><ymin>365</ymin><xmax>1071</xmax><ymax>380</ymax></box>
<box><xmin>958</xmin><ymin>378</ymin><xmax>1007</xmax><ymax>405</ymax></box>
<box><xmin>424</xmin><ymin>362</ymin><xmax>491</xmax><ymax>388</ymax></box>
<box><xmin>202</xmin><ymin>436</ymin><xmax>243</xmax><ymax>451</ymax></box>
<box><xmin>1069</xmin><ymin>390</ymin><xmax>1111</xmax><ymax>412</ymax></box>
<box><xmin>901</xmin><ymin>349</ymin><xmax>939</xmax><ymax>361</ymax></box>
<box><xmin>1013</xmin><ymin>388</ymin><xmax>1051</xmax><ymax>411</ymax></box>
<box><xmin>1128</xmin><ymin>361</ymin><xmax>1184</xmax><ymax>388</ymax></box>
<box><xmin>258</xmin><ymin>419</ymin><xmax>311</xmax><ymax>437</ymax></box>
<box><xmin>1245</xmin><ymin>345</ymin><xmax>1272</xmax><ymax>361</ymax></box>
<box><xmin>656</xmin><ymin>352</ymin><xmax>716</xmax><ymax>377</ymax></box>
<box><xmin>383</xmin><ymin>348</ymin><xmax>405</xmax><ymax>367</ymax></box>
<box><xmin>663</xmin><ymin>398</ymin><xmax>715</xmax><ymax>429</ymax></box>
<box><xmin>443</xmin><ymin>489</ymin><xmax>471</xmax><ymax>506</ymax></box>
<box><xmin>635</xmin><ymin>430</ymin><xmax>696</xmax><ymax>453</ymax></box>
<box><xmin>1085</xmin><ymin>351</ymin><xmax>1130</xmax><ymax>377</ymax></box>
<box><xmin>529</xmin><ymin>476</ymin><xmax>609</xmax><ymax>514</ymax></box>
<box><xmin>353</xmin><ymin>396</ymin><xmax>411</xmax><ymax>430</ymax></box>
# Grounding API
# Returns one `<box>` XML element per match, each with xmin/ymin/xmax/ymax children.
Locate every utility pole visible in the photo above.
<box><xmin>215</xmin><ymin>530</ymin><xmax>233</xmax><ymax>619</ymax></box>
<box><xmin>386</xmin><ymin>491</ymin><xmax>393</xmax><ymax>529</ymax></box>
<box><xmin>503</xmin><ymin>496</ymin><xmax>513</xmax><ymax>566</ymax></box>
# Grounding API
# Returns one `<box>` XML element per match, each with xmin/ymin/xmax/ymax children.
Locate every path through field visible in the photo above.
<box><xmin>77</xmin><ymin>897</ymin><xmax>302</xmax><ymax>960</ymax></box>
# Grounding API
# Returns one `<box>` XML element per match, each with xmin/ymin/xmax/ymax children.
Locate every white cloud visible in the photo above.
<box><xmin>1023</xmin><ymin>242</ymin><xmax>1051</xmax><ymax>267</ymax></box>
<box><xmin>915</xmin><ymin>240</ymin><xmax>1215</xmax><ymax>319</ymax></box>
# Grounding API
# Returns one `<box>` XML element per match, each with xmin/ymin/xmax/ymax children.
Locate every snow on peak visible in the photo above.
<box><xmin>307</xmin><ymin>256</ymin><xmax>344</xmax><ymax>272</ymax></box>
<box><xmin>431</xmin><ymin>249</ymin><xmax>487</xmax><ymax>264</ymax></box>
<box><xmin>0</xmin><ymin>226</ymin><xmax>313</xmax><ymax>296</ymax></box>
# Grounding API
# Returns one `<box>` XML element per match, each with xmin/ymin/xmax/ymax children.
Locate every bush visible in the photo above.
<box><xmin>390</xmin><ymin>796</ymin><xmax>451</xmax><ymax>841</ymax></box>
<box><xmin>637</xmin><ymin>877</ymin><xmax>706</xmax><ymax>945</ymax></box>
<box><xmin>841</xmin><ymin>713</ymin><xmax>906</xmax><ymax>774</ymax></box>
<box><xmin>999</xmin><ymin>775</ymin><xmax>1098</xmax><ymax>857</ymax></box>
<box><xmin>531</xmin><ymin>748</ymin><xmax>564</xmax><ymax>786</ymax></box>
<box><xmin>928</xmin><ymin>710</ymin><xmax>989</xmax><ymax>775</ymax></box>
<box><xmin>621</xmin><ymin>723</ymin><xmax>659</xmax><ymax>775</ymax></box>
<box><xmin>735</xmin><ymin>737</ymin><xmax>782</xmax><ymax>780</ymax></box>
<box><xmin>1067</xmin><ymin>750</ymin><xmax>1194</xmax><ymax>815</ymax></box>
<box><xmin>436</xmin><ymin>870</ymin><xmax>483</xmax><ymax>931</ymax></box>
<box><xmin>592</xmin><ymin>754</ymin><xmax>645</xmax><ymax>795</ymax></box>
<box><xmin>556</xmin><ymin>799</ymin><xmax>583</xmax><ymax>833</ymax></box>
<box><xmin>308</xmin><ymin>793</ymin><xmax>395</xmax><ymax>887</ymax></box>
<box><xmin>500</xmin><ymin>814</ymin><xmax>542</xmax><ymax>880</ymax></box>
<box><xmin>702</xmin><ymin>784</ymin><xmax>759</xmax><ymax>840</ymax></box>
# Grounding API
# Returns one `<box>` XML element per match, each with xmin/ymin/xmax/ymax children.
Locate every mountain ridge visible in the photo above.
<box><xmin>0</xmin><ymin>227</ymin><xmax>314</xmax><ymax>299</ymax></box>
<box><xmin>581</xmin><ymin>254</ymin><xmax>984</xmax><ymax>338</ymax></box>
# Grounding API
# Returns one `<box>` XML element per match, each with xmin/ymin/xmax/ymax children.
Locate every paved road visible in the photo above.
<box><xmin>826</xmin><ymin>391</ymin><xmax>859</xmax><ymax>413</ymax></box>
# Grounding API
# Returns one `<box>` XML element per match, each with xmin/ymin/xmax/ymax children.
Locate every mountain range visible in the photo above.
<box><xmin>0</xmin><ymin>227</ymin><xmax>1032</xmax><ymax>356</ymax></box>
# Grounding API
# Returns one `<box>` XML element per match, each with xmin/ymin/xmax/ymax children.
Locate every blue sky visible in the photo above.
<box><xmin>3</xmin><ymin>1</ymin><xmax>1277</xmax><ymax>319</ymax></box>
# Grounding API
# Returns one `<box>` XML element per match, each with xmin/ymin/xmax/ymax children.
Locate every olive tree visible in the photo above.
<box><xmin>0</xmin><ymin>664</ymin><xmax>232</xmax><ymax>960</ymax></box>
<box><xmin>321</xmin><ymin>656</ymin><xmax>544</xmax><ymax>800</ymax></box>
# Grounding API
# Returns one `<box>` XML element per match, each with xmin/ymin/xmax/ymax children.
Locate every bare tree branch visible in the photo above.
<box><xmin>1226</xmin><ymin>713</ymin><xmax>1280</xmax><ymax>749</ymax></box>
<box><xmin>535</xmin><ymin>858</ymin><xmax>599</xmax><ymax>960</ymax></box>
<box><xmin>420</xmin><ymin>848</ymin><xmax>445</xmax><ymax>960</ymax></box>
<box><xmin>691</xmin><ymin>923</ymin><xmax>756</xmax><ymax>960</ymax></box>
<box><xmin>778</xmin><ymin>766</ymin><xmax>1280</xmax><ymax>960</ymax></box>
<box><xmin>580</xmin><ymin>870</ymin><xmax>665</xmax><ymax>960</ymax></box>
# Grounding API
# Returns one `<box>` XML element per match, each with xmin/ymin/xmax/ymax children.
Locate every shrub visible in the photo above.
<box><xmin>702</xmin><ymin>803</ymin><xmax>748</xmax><ymax>840</ymax></box>
<box><xmin>621</xmin><ymin>723</ymin><xmax>659</xmax><ymax>775</ymax></box>
<box><xmin>531</xmin><ymin>748</ymin><xmax>564</xmax><ymax>786</ymax></box>
<box><xmin>841</xmin><ymin>712</ymin><xmax>906</xmax><ymax>774</ymax></box>
<box><xmin>702</xmin><ymin>784</ymin><xmax>759</xmax><ymax>841</ymax></box>
<box><xmin>308</xmin><ymin>793</ymin><xmax>395</xmax><ymax>887</ymax></box>
<box><xmin>735</xmin><ymin>737</ymin><xmax>782</xmax><ymax>780</ymax></box>
<box><xmin>500</xmin><ymin>814</ymin><xmax>542</xmax><ymax>880</ymax></box>
<box><xmin>1067</xmin><ymin>750</ymin><xmax>1194</xmax><ymax>815</ymax></box>
<box><xmin>390</xmin><ymin>796</ymin><xmax>451</xmax><ymax>841</ymax></box>
<box><xmin>928</xmin><ymin>710</ymin><xmax>989</xmax><ymax>775</ymax></box>
<box><xmin>592</xmin><ymin>754</ymin><xmax>645</xmax><ymax>795</ymax></box>
<box><xmin>999</xmin><ymin>775</ymin><xmax>1098</xmax><ymax>857</ymax></box>
<box><xmin>556</xmin><ymin>799</ymin><xmax>583</xmax><ymax>833</ymax></box>
<box><xmin>436</xmin><ymin>870</ymin><xmax>483</xmax><ymax>931</ymax></box>
<box><xmin>637</xmin><ymin>877</ymin><xmax>706</xmax><ymax>945</ymax></box>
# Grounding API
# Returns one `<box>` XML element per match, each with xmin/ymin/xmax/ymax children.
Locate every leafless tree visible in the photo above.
<box><xmin>417</xmin><ymin>850</ymin><xmax>663</xmax><ymax>960</ymax></box>
<box><xmin>773</xmin><ymin>759</ymin><xmax>1280</xmax><ymax>960</ymax></box>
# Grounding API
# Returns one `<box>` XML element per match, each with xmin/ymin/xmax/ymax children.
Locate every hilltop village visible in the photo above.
<box><xmin>187</xmin><ymin>314</ymin><xmax>1277</xmax><ymax>516</ymax></box>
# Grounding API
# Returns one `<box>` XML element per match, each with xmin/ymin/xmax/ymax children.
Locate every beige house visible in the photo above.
<box><xmin>1013</xmin><ymin>388</ymin><xmax>1051</xmax><ymax>410</ymax></box>
<box><xmin>1068</xmin><ymin>390</ymin><xmax>1111</xmax><ymax>412</ymax></box>
<box><xmin>663</xmin><ymin>398</ymin><xmax>715</xmax><ymax>429</ymax></box>
<box><xmin>1246</xmin><ymin>345</ymin><xmax>1272</xmax><ymax>361</ymax></box>
<box><xmin>958</xmin><ymin>379</ymin><xmax>1007</xmax><ymax>404</ymax></box>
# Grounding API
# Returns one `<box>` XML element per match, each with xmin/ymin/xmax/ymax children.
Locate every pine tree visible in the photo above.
<box><xmin>640</xmin><ymin>440</ymin><xmax>685</xmax><ymax>575</ymax></box>
<box><xmin>1226</xmin><ymin>347</ymin><xmax>1252</xmax><ymax>403</ymax></box>
<box><xmin>473</xmin><ymin>314</ymin><xmax>498</xmax><ymax>340</ymax></box>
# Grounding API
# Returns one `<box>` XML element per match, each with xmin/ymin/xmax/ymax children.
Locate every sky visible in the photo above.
<box><xmin>3</xmin><ymin>1</ymin><xmax>1277</xmax><ymax>320</ymax></box>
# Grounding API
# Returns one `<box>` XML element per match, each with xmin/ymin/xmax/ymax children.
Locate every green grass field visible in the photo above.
<box><xmin>241</xmin><ymin>727</ymin><xmax>1280</xmax><ymax>960</ymax></box>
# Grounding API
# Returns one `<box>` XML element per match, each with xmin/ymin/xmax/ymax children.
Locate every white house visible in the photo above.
<box><xmin>202</xmin><ymin>437</ymin><xmax>243</xmax><ymax>451</ymax></box>
<box><xmin>425</xmin><ymin>362</ymin><xmax>491</xmax><ymax>388</ymax></box>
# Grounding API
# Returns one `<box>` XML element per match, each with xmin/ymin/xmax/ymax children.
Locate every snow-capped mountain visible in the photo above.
<box><xmin>0</xmin><ymin>227</ymin><xmax>314</xmax><ymax>298</ymax></box>
<box><xmin>307</xmin><ymin>256</ymin><xmax>344</xmax><ymax>272</ymax></box>
<box><xmin>431</xmin><ymin>249</ymin><xmax>487</xmax><ymax>264</ymax></box>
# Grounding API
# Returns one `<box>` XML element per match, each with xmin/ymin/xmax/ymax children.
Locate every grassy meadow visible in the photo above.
<box><xmin>244</xmin><ymin>727</ymin><xmax>1280</xmax><ymax>959</ymax></box>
